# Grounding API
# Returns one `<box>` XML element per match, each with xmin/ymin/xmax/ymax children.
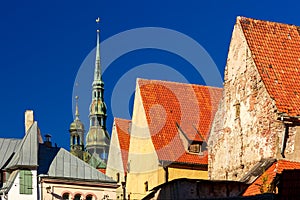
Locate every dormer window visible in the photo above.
<box><xmin>176</xmin><ymin>122</ymin><xmax>205</xmax><ymax>155</ymax></box>
<box><xmin>188</xmin><ymin>143</ymin><xmax>201</xmax><ymax>153</ymax></box>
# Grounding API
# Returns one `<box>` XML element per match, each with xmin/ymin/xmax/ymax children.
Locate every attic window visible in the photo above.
<box><xmin>189</xmin><ymin>143</ymin><xmax>201</xmax><ymax>153</ymax></box>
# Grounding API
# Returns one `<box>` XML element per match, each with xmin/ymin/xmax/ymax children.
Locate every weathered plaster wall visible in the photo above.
<box><xmin>208</xmin><ymin>21</ymin><xmax>298</xmax><ymax>180</ymax></box>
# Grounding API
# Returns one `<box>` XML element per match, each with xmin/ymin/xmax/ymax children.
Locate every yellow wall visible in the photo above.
<box><xmin>126</xmin><ymin>80</ymin><xmax>209</xmax><ymax>199</ymax></box>
<box><xmin>168</xmin><ymin>167</ymin><xmax>208</xmax><ymax>180</ymax></box>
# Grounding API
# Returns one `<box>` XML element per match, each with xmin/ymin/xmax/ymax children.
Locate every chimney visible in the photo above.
<box><xmin>44</xmin><ymin>134</ymin><xmax>52</xmax><ymax>148</ymax></box>
<box><xmin>25</xmin><ymin>110</ymin><xmax>34</xmax><ymax>133</ymax></box>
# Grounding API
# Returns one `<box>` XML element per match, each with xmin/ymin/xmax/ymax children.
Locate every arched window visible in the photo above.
<box><xmin>74</xmin><ymin>194</ymin><xmax>81</xmax><ymax>200</ymax></box>
<box><xmin>72</xmin><ymin>135</ymin><xmax>76</xmax><ymax>145</ymax></box>
<box><xmin>62</xmin><ymin>193</ymin><xmax>70</xmax><ymax>200</ymax></box>
<box><xmin>77</xmin><ymin>136</ymin><xmax>80</xmax><ymax>145</ymax></box>
<box><xmin>86</xmin><ymin>194</ymin><xmax>93</xmax><ymax>200</ymax></box>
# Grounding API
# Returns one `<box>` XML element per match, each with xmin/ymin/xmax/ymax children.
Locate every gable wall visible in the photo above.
<box><xmin>7</xmin><ymin>170</ymin><xmax>38</xmax><ymax>200</ymax></box>
<box><xmin>208</xmin><ymin>21</ymin><xmax>295</xmax><ymax>180</ymax></box>
<box><xmin>106</xmin><ymin>123</ymin><xmax>125</xmax><ymax>199</ymax></box>
<box><xmin>126</xmin><ymin>83</ymin><xmax>161</xmax><ymax>199</ymax></box>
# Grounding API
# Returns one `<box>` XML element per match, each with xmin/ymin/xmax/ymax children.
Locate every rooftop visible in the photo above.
<box><xmin>138</xmin><ymin>78</ymin><xmax>222</xmax><ymax>165</ymax></box>
<box><xmin>239</xmin><ymin>16</ymin><xmax>300</xmax><ymax>116</ymax></box>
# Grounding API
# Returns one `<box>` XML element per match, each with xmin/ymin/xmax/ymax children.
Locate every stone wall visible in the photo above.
<box><xmin>208</xmin><ymin>21</ymin><xmax>298</xmax><ymax>180</ymax></box>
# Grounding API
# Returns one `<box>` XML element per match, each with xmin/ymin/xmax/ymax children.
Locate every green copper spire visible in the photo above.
<box><xmin>94</xmin><ymin>28</ymin><xmax>102</xmax><ymax>83</ymax></box>
<box><xmin>86</xmin><ymin>17</ymin><xmax>110</xmax><ymax>164</ymax></box>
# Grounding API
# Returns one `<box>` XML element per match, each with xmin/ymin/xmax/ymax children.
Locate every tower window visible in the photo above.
<box><xmin>77</xmin><ymin>136</ymin><xmax>80</xmax><ymax>145</ymax></box>
<box><xmin>72</xmin><ymin>136</ymin><xmax>76</xmax><ymax>145</ymax></box>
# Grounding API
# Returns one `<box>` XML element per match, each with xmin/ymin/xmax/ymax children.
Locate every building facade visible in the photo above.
<box><xmin>209</xmin><ymin>16</ymin><xmax>300</xmax><ymax>181</ymax></box>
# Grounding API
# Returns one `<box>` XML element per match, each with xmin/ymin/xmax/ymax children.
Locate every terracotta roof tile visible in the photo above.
<box><xmin>238</xmin><ymin>16</ymin><xmax>300</xmax><ymax>116</ymax></box>
<box><xmin>243</xmin><ymin>160</ymin><xmax>300</xmax><ymax>196</ymax></box>
<box><xmin>138</xmin><ymin>79</ymin><xmax>222</xmax><ymax>165</ymax></box>
<box><xmin>114</xmin><ymin>118</ymin><xmax>131</xmax><ymax>173</ymax></box>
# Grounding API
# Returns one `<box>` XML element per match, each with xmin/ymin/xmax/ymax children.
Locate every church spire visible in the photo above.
<box><xmin>86</xmin><ymin>17</ymin><xmax>110</xmax><ymax>164</ymax></box>
<box><xmin>94</xmin><ymin>17</ymin><xmax>102</xmax><ymax>83</ymax></box>
<box><xmin>69</xmin><ymin>95</ymin><xmax>85</xmax><ymax>160</ymax></box>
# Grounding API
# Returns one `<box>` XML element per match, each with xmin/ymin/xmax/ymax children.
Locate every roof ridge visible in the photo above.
<box><xmin>237</xmin><ymin>16</ymin><xmax>298</xmax><ymax>28</ymax></box>
<box><xmin>114</xmin><ymin>117</ymin><xmax>132</xmax><ymax>122</ymax></box>
<box><xmin>137</xmin><ymin>78</ymin><xmax>223</xmax><ymax>90</ymax></box>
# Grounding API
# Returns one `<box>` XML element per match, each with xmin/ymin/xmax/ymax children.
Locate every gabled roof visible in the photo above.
<box><xmin>242</xmin><ymin>159</ymin><xmax>300</xmax><ymax>196</ymax></box>
<box><xmin>5</xmin><ymin>122</ymin><xmax>41</xmax><ymax>170</ymax></box>
<box><xmin>138</xmin><ymin>79</ymin><xmax>222</xmax><ymax>165</ymax></box>
<box><xmin>238</xmin><ymin>16</ymin><xmax>300</xmax><ymax>116</ymax></box>
<box><xmin>39</xmin><ymin>145</ymin><xmax>115</xmax><ymax>182</ymax></box>
<box><xmin>0</xmin><ymin>138</ymin><xmax>21</xmax><ymax>169</ymax></box>
<box><xmin>114</xmin><ymin>118</ymin><xmax>131</xmax><ymax>173</ymax></box>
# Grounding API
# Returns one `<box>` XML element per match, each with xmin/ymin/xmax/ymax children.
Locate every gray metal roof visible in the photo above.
<box><xmin>46</xmin><ymin>148</ymin><xmax>115</xmax><ymax>182</ymax></box>
<box><xmin>0</xmin><ymin>138</ymin><xmax>21</xmax><ymax>169</ymax></box>
<box><xmin>5</xmin><ymin>122</ymin><xmax>40</xmax><ymax>169</ymax></box>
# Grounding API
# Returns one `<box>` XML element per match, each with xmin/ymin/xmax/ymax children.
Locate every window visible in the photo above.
<box><xmin>86</xmin><ymin>195</ymin><xmax>93</xmax><ymax>200</ymax></box>
<box><xmin>144</xmin><ymin>181</ymin><xmax>148</xmax><ymax>192</ymax></box>
<box><xmin>77</xmin><ymin>136</ymin><xmax>80</xmax><ymax>145</ymax></box>
<box><xmin>189</xmin><ymin>143</ymin><xmax>201</xmax><ymax>153</ymax></box>
<box><xmin>19</xmin><ymin>170</ymin><xmax>32</xmax><ymax>194</ymax></box>
<box><xmin>74</xmin><ymin>194</ymin><xmax>81</xmax><ymax>200</ymax></box>
<box><xmin>62</xmin><ymin>193</ymin><xmax>70</xmax><ymax>200</ymax></box>
<box><xmin>116</xmin><ymin>172</ymin><xmax>120</xmax><ymax>183</ymax></box>
<box><xmin>73</xmin><ymin>136</ymin><xmax>76</xmax><ymax>145</ymax></box>
<box><xmin>235</xmin><ymin>102</ymin><xmax>240</xmax><ymax>119</ymax></box>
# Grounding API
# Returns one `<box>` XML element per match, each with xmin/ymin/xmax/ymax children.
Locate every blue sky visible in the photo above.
<box><xmin>0</xmin><ymin>0</ymin><xmax>299</xmax><ymax>150</ymax></box>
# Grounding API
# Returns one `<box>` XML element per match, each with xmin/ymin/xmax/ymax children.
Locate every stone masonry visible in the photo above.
<box><xmin>208</xmin><ymin>18</ymin><xmax>299</xmax><ymax>181</ymax></box>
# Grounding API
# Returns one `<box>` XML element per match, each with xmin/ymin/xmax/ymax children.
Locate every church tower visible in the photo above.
<box><xmin>69</xmin><ymin>96</ymin><xmax>85</xmax><ymax>159</ymax></box>
<box><xmin>86</xmin><ymin>19</ymin><xmax>110</xmax><ymax>163</ymax></box>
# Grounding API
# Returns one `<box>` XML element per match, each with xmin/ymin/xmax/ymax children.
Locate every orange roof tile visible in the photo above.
<box><xmin>243</xmin><ymin>160</ymin><xmax>300</xmax><ymax>196</ymax></box>
<box><xmin>238</xmin><ymin>16</ymin><xmax>300</xmax><ymax>116</ymax></box>
<box><xmin>114</xmin><ymin>118</ymin><xmax>131</xmax><ymax>173</ymax></box>
<box><xmin>98</xmin><ymin>168</ymin><xmax>106</xmax><ymax>174</ymax></box>
<box><xmin>138</xmin><ymin>79</ymin><xmax>222</xmax><ymax>165</ymax></box>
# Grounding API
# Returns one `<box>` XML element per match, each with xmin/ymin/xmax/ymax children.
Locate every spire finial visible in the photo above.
<box><xmin>96</xmin><ymin>17</ymin><xmax>100</xmax><ymax>33</ymax></box>
<box><xmin>75</xmin><ymin>95</ymin><xmax>80</xmax><ymax>119</ymax></box>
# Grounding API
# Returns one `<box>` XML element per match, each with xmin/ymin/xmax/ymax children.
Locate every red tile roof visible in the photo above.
<box><xmin>238</xmin><ymin>16</ymin><xmax>300</xmax><ymax>116</ymax></box>
<box><xmin>138</xmin><ymin>79</ymin><xmax>222</xmax><ymax>165</ymax></box>
<box><xmin>243</xmin><ymin>160</ymin><xmax>300</xmax><ymax>196</ymax></box>
<box><xmin>98</xmin><ymin>168</ymin><xmax>106</xmax><ymax>174</ymax></box>
<box><xmin>114</xmin><ymin>118</ymin><xmax>131</xmax><ymax>173</ymax></box>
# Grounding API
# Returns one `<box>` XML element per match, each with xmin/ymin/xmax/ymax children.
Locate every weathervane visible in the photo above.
<box><xmin>96</xmin><ymin>17</ymin><xmax>100</xmax><ymax>32</ymax></box>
